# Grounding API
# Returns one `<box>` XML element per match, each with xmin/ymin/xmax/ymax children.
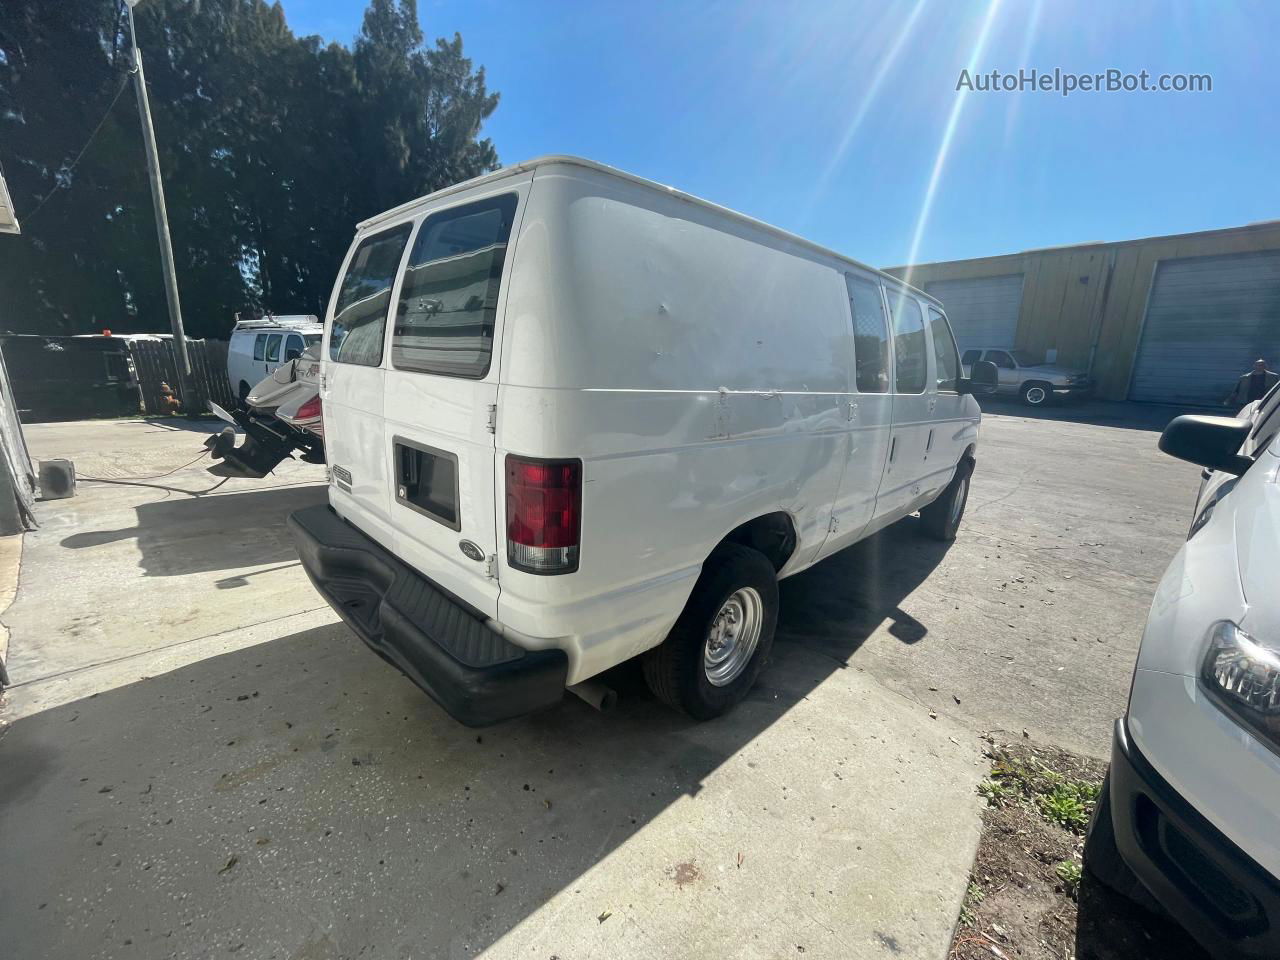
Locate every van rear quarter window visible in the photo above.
<box><xmin>253</xmin><ymin>334</ymin><xmax>267</xmax><ymax>361</ymax></box>
<box><xmin>392</xmin><ymin>193</ymin><xmax>518</xmax><ymax>378</ymax></box>
<box><xmin>847</xmin><ymin>275</ymin><xmax>890</xmax><ymax>394</ymax></box>
<box><xmin>330</xmin><ymin>224</ymin><xmax>413</xmax><ymax>366</ymax></box>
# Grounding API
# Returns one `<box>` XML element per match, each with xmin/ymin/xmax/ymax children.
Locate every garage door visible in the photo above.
<box><xmin>923</xmin><ymin>275</ymin><xmax>1023</xmax><ymax>352</ymax></box>
<box><xmin>1129</xmin><ymin>250</ymin><xmax>1280</xmax><ymax>405</ymax></box>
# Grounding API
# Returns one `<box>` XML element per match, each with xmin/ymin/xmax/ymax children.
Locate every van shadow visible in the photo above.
<box><xmin>59</xmin><ymin>484</ymin><xmax>329</xmax><ymax>576</ymax></box>
<box><xmin>1</xmin><ymin>518</ymin><xmax>960</xmax><ymax>959</ymax></box>
<box><xmin>775</xmin><ymin>516</ymin><xmax>952</xmax><ymax>653</ymax></box>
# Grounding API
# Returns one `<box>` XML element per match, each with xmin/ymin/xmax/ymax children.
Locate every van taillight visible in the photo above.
<box><xmin>505</xmin><ymin>455</ymin><xmax>581</xmax><ymax>575</ymax></box>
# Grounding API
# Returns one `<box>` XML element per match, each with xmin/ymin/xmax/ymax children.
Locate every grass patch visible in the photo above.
<box><xmin>979</xmin><ymin>747</ymin><xmax>1101</xmax><ymax>834</ymax></box>
<box><xmin>1055</xmin><ymin>859</ymin><xmax>1082</xmax><ymax>900</ymax></box>
<box><xmin>959</xmin><ymin>879</ymin><xmax>985</xmax><ymax>925</ymax></box>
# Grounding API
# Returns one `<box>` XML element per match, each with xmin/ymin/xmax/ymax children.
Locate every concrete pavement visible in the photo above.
<box><xmin>4</xmin><ymin>418</ymin><xmax>332</xmax><ymax>719</ymax></box>
<box><xmin>0</xmin><ymin>403</ymin><xmax>1200</xmax><ymax>958</ymax></box>
<box><xmin>1</xmin><ymin>416</ymin><xmax>988</xmax><ymax>960</ymax></box>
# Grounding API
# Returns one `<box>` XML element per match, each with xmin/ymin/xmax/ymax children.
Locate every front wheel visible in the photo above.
<box><xmin>642</xmin><ymin>543</ymin><xmax>778</xmax><ymax>720</ymax></box>
<box><xmin>919</xmin><ymin>460</ymin><xmax>972</xmax><ymax>541</ymax></box>
<box><xmin>1021</xmin><ymin>382</ymin><xmax>1051</xmax><ymax>406</ymax></box>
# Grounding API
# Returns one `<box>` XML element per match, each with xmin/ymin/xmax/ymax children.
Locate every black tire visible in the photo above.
<box><xmin>238</xmin><ymin>380</ymin><xmax>252</xmax><ymax>402</ymax></box>
<box><xmin>1020</xmin><ymin>381</ymin><xmax>1052</xmax><ymax>406</ymax></box>
<box><xmin>642</xmin><ymin>543</ymin><xmax>778</xmax><ymax>720</ymax></box>
<box><xmin>919</xmin><ymin>459</ymin><xmax>972</xmax><ymax>541</ymax></box>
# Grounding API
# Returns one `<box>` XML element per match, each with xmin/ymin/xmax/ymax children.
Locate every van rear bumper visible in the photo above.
<box><xmin>288</xmin><ymin>504</ymin><xmax>568</xmax><ymax>726</ymax></box>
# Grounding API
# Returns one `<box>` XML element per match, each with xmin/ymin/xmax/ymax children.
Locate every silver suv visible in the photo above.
<box><xmin>960</xmin><ymin>347</ymin><xmax>1091</xmax><ymax>406</ymax></box>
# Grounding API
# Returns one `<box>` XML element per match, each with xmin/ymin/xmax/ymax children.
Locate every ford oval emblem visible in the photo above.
<box><xmin>458</xmin><ymin>540</ymin><xmax>485</xmax><ymax>562</ymax></box>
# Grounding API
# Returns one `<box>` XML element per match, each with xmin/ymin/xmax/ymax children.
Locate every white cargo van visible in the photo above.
<box><xmin>227</xmin><ymin>315</ymin><xmax>322</xmax><ymax>400</ymax></box>
<box><xmin>289</xmin><ymin>156</ymin><xmax>997</xmax><ymax>726</ymax></box>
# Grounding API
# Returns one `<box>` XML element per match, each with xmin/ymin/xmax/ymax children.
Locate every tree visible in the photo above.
<box><xmin>0</xmin><ymin>0</ymin><xmax>500</xmax><ymax>338</ymax></box>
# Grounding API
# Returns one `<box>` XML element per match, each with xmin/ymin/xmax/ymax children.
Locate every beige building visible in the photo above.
<box><xmin>885</xmin><ymin>220</ymin><xmax>1280</xmax><ymax>405</ymax></box>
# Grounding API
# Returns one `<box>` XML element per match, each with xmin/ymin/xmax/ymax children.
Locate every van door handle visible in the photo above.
<box><xmin>928</xmin><ymin>397</ymin><xmax>938</xmax><ymax>413</ymax></box>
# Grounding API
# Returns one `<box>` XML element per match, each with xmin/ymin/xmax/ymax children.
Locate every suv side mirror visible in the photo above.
<box><xmin>960</xmin><ymin>359</ymin><xmax>999</xmax><ymax>396</ymax></box>
<box><xmin>1159</xmin><ymin>415</ymin><xmax>1251</xmax><ymax>475</ymax></box>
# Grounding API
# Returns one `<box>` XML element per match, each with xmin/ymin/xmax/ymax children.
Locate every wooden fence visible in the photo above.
<box><xmin>127</xmin><ymin>338</ymin><xmax>235</xmax><ymax>416</ymax></box>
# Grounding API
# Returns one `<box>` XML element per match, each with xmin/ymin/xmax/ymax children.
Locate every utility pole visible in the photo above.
<box><xmin>126</xmin><ymin>0</ymin><xmax>194</xmax><ymax>410</ymax></box>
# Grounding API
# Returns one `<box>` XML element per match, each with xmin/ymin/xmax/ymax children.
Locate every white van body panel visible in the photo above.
<box><xmin>319</xmin><ymin>156</ymin><xmax>981</xmax><ymax>687</ymax></box>
<box><xmin>495</xmin><ymin>162</ymin><xmax>856</xmax><ymax>682</ymax></box>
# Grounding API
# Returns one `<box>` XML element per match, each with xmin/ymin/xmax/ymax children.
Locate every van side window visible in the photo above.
<box><xmin>265</xmin><ymin>334</ymin><xmax>282</xmax><ymax>363</ymax></box>
<box><xmin>846</xmin><ymin>275</ymin><xmax>890</xmax><ymax>394</ymax></box>
<box><xmin>928</xmin><ymin>308</ymin><xmax>959</xmax><ymax>392</ymax></box>
<box><xmin>886</xmin><ymin>290</ymin><xmax>927</xmax><ymax>394</ymax></box>
<box><xmin>330</xmin><ymin>223</ymin><xmax>413</xmax><ymax>366</ymax></box>
<box><xmin>392</xmin><ymin>193</ymin><xmax>519</xmax><ymax>379</ymax></box>
<box><xmin>284</xmin><ymin>335</ymin><xmax>304</xmax><ymax>361</ymax></box>
<box><xmin>961</xmin><ymin>349</ymin><xmax>981</xmax><ymax>366</ymax></box>
<box><xmin>253</xmin><ymin>334</ymin><xmax>267</xmax><ymax>361</ymax></box>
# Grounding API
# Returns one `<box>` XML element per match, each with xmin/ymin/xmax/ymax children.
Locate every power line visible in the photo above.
<box><xmin>23</xmin><ymin>74</ymin><xmax>131</xmax><ymax>224</ymax></box>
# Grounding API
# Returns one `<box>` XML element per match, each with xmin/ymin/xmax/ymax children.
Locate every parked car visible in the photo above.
<box><xmin>959</xmin><ymin>347</ymin><xmax>1090</xmax><ymax>405</ymax></box>
<box><xmin>205</xmin><ymin>343</ymin><xmax>324</xmax><ymax>478</ymax></box>
<box><xmin>1084</xmin><ymin>388</ymin><xmax>1280</xmax><ymax>959</ymax></box>
<box><xmin>288</xmin><ymin>155</ymin><xmax>999</xmax><ymax>727</ymax></box>
<box><xmin>227</xmin><ymin>315</ymin><xmax>322</xmax><ymax>401</ymax></box>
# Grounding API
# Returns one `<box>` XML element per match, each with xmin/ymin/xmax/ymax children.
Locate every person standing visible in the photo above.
<box><xmin>1228</xmin><ymin>359</ymin><xmax>1279</xmax><ymax>410</ymax></box>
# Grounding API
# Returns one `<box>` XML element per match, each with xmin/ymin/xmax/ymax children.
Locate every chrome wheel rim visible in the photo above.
<box><xmin>1026</xmin><ymin>386</ymin><xmax>1047</xmax><ymax>404</ymax></box>
<box><xmin>704</xmin><ymin>587</ymin><xmax>764</xmax><ymax>687</ymax></box>
<box><xmin>950</xmin><ymin>475</ymin><xmax>969</xmax><ymax>525</ymax></box>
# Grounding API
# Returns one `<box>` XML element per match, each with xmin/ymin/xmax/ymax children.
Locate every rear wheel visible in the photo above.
<box><xmin>1021</xmin><ymin>382</ymin><xmax>1051</xmax><ymax>406</ymax></box>
<box><xmin>919</xmin><ymin>460</ymin><xmax>972</xmax><ymax>541</ymax></box>
<box><xmin>238</xmin><ymin>380</ymin><xmax>252</xmax><ymax>403</ymax></box>
<box><xmin>643</xmin><ymin>543</ymin><xmax>778</xmax><ymax>720</ymax></box>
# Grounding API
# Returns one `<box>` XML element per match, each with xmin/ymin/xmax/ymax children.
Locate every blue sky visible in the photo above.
<box><xmin>281</xmin><ymin>0</ymin><xmax>1278</xmax><ymax>268</ymax></box>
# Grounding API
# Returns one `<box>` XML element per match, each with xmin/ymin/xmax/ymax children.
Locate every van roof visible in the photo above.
<box><xmin>233</xmin><ymin>315</ymin><xmax>321</xmax><ymax>332</ymax></box>
<box><xmin>356</xmin><ymin>155</ymin><xmax>938</xmax><ymax>305</ymax></box>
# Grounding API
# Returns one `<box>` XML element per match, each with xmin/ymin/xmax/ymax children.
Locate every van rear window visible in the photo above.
<box><xmin>392</xmin><ymin>193</ymin><xmax>518</xmax><ymax>379</ymax></box>
<box><xmin>330</xmin><ymin>224</ymin><xmax>412</xmax><ymax>366</ymax></box>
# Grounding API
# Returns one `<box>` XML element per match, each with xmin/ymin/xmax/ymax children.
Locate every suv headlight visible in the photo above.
<box><xmin>1201</xmin><ymin>620</ymin><xmax>1280</xmax><ymax>746</ymax></box>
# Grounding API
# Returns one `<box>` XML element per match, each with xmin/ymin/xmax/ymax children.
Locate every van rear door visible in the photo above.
<box><xmin>322</xmin><ymin>222</ymin><xmax>415</xmax><ymax>547</ymax></box>
<box><xmin>381</xmin><ymin>183</ymin><xmax>527</xmax><ymax>620</ymax></box>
